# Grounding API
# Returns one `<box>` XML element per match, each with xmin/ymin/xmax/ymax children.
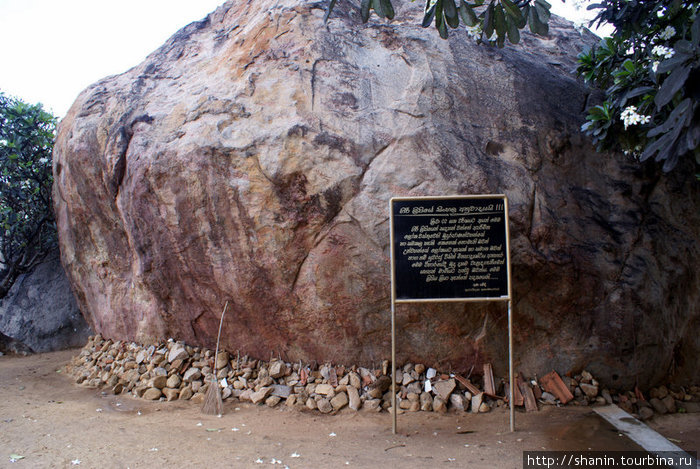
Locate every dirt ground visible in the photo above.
<box><xmin>1</xmin><ymin>350</ymin><xmax>698</xmax><ymax>468</ymax></box>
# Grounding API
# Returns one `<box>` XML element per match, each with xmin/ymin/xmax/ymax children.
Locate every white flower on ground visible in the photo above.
<box><xmin>465</xmin><ymin>24</ymin><xmax>481</xmax><ymax>40</ymax></box>
<box><xmin>651</xmin><ymin>61</ymin><xmax>660</xmax><ymax>73</ymax></box>
<box><xmin>38</xmin><ymin>157</ymin><xmax>49</xmax><ymax>164</ymax></box>
<box><xmin>657</xmin><ymin>6</ymin><xmax>666</xmax><ymax>17</ymax></box>
<box><xmin>652</xmin><ymin>45</ymin><xmax>675</xmax><ymax>59</ymax></box>
<box><xmin>620</xmin><ymin>106</ymin><xmax>652</xmax><ymax>130</ymax></box>
<box><xmin>659</xmin><ymin>26</ymin><xmax>676</xmax><ymax>40</ymax></box>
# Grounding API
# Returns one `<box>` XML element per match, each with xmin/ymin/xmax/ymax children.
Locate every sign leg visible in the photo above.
<box><xmin>508</xmin><ymin>299</ymin><xmax>515</xmax><ymax>432</ymax></box>
<box><xmin>392</xmin><ymin>300</ymin><xmax>397</xmax><ymax>435</ymax></box>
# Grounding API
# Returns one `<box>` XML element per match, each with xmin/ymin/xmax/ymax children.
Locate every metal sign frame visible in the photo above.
<box><xmin>389</xmin><ymin>194</ymin><xmax>515</xmax><ymax>434</ymax></box>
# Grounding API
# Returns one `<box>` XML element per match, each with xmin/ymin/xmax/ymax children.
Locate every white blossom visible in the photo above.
<box><xmin>652</xmin><ymin>45</ymin><xmax>675</xmax><ymax>59</ymax></box>
<box><xmin>651</xmin><ymin>61</ymin><xmax>660</xmax><ymax>73</ymax></box>
<box><xmin>657</xmin><ymin>6</ymin><xmax>666</xmax><ymax>17</ymax></box>
<box><xmin>620</xmin><ymin>106</ymin><xmax>652</xmax><ymax>130</ymax></box>
<box><xmin>465</xmin><ymin>24</ymin><xmax>482</xmax><ymax>40</ymax></box>
<box><xmin>658</xmin><ymin>26</ymin><xmax>676</xmax><ymax>41</ymax></box>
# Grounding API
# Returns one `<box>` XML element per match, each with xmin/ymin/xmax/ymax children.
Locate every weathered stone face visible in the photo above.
<box><xmin>53</xmin><ymin>0</ymin><xmax>700</xmax><ymax>389</ymax></box>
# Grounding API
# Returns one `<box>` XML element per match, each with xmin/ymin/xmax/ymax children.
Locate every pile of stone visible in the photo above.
<box><xmin>66</xmin><ymin>335</ymin><xmax>506</xmax><ymax>414</ymax></box>
<box><xmin>65</xmin><ymin>336</ymin><xmax>700</xmax><ymax>419</ymax></box>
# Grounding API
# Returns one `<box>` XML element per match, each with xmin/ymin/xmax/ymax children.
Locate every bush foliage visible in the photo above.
<box><xmin>0</xmin><ymin>93</ymin><xmax>57</xmax><ymax>298</ymax></box>
<box><xmin>577</xmin><ymin>0</ymin><xmax>700</xmax><ymax>174</ymax></box>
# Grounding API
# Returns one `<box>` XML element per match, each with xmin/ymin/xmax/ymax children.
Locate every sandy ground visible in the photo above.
<box><xmin>1</xmin><ymin>350</ymin><xmax>698</xmax><ymax>468</ymax></box>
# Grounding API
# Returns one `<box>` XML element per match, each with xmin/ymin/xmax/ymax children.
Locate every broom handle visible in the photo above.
<box><xmin>213</xmin><ymin>301</ymin><xmax>228</xmax><ymax>382</ymax></box>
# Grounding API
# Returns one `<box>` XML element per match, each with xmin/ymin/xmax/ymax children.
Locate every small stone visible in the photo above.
<box><xmin>363</xmin><ymin>399</ymin><xmax>382</xmax><ymax>411</ymax></box>
<box><xmin>266</xmin><ymin>396</ymin><xmax>281</xmax><ymax>407</ymax></box>
<box><xmin>215</xmin><ymin>351</ymin><xmax>229</xmax><ymax>370</ymax></box>
<box><xmin>270</xmin><ymin>384</ymin><xmax>292</xmax><ymax>398</ymax></box>
<box><xmin>479</xmin><ymin>402</ymin><xmax>490</xmax><ymax>413</ymax></box>
<box><xmin>179</xmin><ymin>386</ymin><xmax>193</xmax><ymax>400</ymax></box>
<box><xmin>414</xmin><ymin>364</ymin><xmax>426</xmax><ymax>375</ymax></box>
<box><xmin>166</xmin><ymin>374</ymin><xmax>181</xmax><ymax>389</ymax></box>
<box><xmin>317</xmin><ymin>398</ymin><xmax>333</xmax><ymax>413</ymax></box>
<box><xmin>680</xmin><ymin>402</ymin><xmax>700</xmax><ymax>413</ymax></box>
<box><xmin>183</xmin><ymin>367</ymin><xmax>202</xmax><ymax>382</ymax></box>
<box><xmin>449</xmin><ymin>393</ymin><xmax>465</xmax><ymax>411</ymax></box>
<box><xmin>579</xmin><ymin>383</ymin><xmax>599</xmax><ymax>399</ymax></box>
<box><xmin>136</xmin><ymin>349</ymin><xmax>148</xmax><ymax>364</ymax></box>
<box><xmin>426</xmin><ymin>368</ymin><xmax>437</xmax><ymax>380</ymax></box>
<box><xmin>269</xmin><ymin>361</ymin><xmax>286</xmax><ymax>379</ymax></box>
<box><xmin>406</xmin><ymin>381</ymin><xmax>422</xmax><ymax>395</ymax></box>
<box><xmin>251</xmin><ymin>387</ymin><xmax>273</xmax><ymax>404</ymax></box>
<box><xmin>191</xmin><ymin>380</ymin><xmax>203</xmax><ymax>393</ymax></box>
<box><xmin>399</xmin><ymin>399</ymin><xmax>412</xmax><ymax>410</ymax></box>
<box><xmin>153</xmin><ymin>367</ymin><xmax>168</xmax><ymax>377</ymax></box>
<box><xmin>222</xmin><ymin>387</ymin><xmax>232</xmax><ymax>399</ymax></box>
<box><xmin>409</xmin><ymin>400</ymin><xmax>420</xmax><ymax>412</ymax></box>
<box><xmin>580</xmin><ymin>370</ymin><xmax>593</xmax><ymax>383</ymax></box>
<box><xmin>601</xmin><ymin>389</ymin><xmax>613</xmax><ymax>404</ymax></box>
<box><xmin>432</xmin><ymin>396</ymin><xmax>447</xmax><ymax>413</ymax></box>
<box><xmin>151</xmin><ymin>375</ymin><xmax>168</xmax><ymax>389</ymax></box>
<box><xmin>471</xmin><ymin>392</ymin><xmax>483</xmax><ymax>414</ymax></box>
<box><xmin>540</xmin><ymin>392</ymin><xmax>557</xmax><ymax>405</ymax></box>
<box><xmin>661</xmin><ymin>395</ymin><xmax>676</xmax><ymax>413</ymax></box>
<box><xmin>306</xmin><ymin>397</ymin><xmax>317</xmax><ymax>410</ymax></box>
<box><xmin>191</xmin><ymin>392</ymin><xmax>205</xmax><ymax>404</ymax></box>
<box><xmin>347</xmin><ymin>386</ymin><xmax>361</xmax><ymax>411</ymax></box>
<box><xmin>143</xmin><ymin>388</ymin><xmax>162</xmax><ymax>400</ymax></box>
<box><xmin>286</xmin><ymin>395</ymin><xmax>297</xmax><ymax>407</ymax></box>
<box><xmin>638</xmin><ymin>406</ymin><xmax>654</xmax><ymax>420</ymax></box>
<box><xmin>163</xmin><ymin>388</ymin><xmax>179</xmax><ymax>401</ymax></box>
<box><xmin>233</xmin><ymin>379</ymin><xmax>246</xmax><ymax>390</ymax></box>
<box><xmin>239</xmin><ymin>389</ymin><xmax>253</xmax><ymax>402</ymax></box>
<box><xmin>649</xmin><ymin>398</ymin><xmax>667</xmax><ymax>414</ymax></box>
<box><xmin>168</xmin><ymin>345</ymin><xmax>188</xmax><ymax>363</ymax></box>
<box><xmin>331</xmin><ymin>392</ymin><xmax>349</xmax><ymax>411</ymax></box>
<box><xmin>420</xmin><ymin>392</ymin><xmax>433</xmax><ymax>412</ymax></box>
<box><xmin>432</xmin><ymin>379</ymin><xmax>456</xmax><ymax>401</ymax></box>
<box><xmin>348</xmin><ymin>372</ymin><xmax>362</xmax><ymax>390</ymax></box>
<box><xmin>315</xmin><ymin>383</ymin><xmax>335</xmax><ymax>397</ymax></box>
<box><xmin>594</xmin><ymin>396</ymin><xmax>606</xmax><ymax>405</ymax></box>
<box><xmin>402</xmin><ymin>372</ymin><xmax>415</xmax><ymax>386</ymax></box>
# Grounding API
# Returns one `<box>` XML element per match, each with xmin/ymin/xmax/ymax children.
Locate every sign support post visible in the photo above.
<box><xmin>389</xmin><ymin>195</ymin><xmax>514</xmax><ymax>435</ymax></box>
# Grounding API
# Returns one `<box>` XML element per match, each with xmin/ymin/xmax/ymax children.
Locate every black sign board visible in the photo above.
<box><xmin>390</xmin><ymin>195</ymin><xmax>511</xmax><ymax>302</ymax></box>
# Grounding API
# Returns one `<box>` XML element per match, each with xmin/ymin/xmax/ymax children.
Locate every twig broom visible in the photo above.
<box><xmin>202</xmin><ymin>301</ymin><xmax>228</xmax><ymax>415</ymax></box>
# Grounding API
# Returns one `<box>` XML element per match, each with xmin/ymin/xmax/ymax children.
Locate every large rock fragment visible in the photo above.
<box><xmin>53</xmin><ymin>0</ymin><xmax>700</xmax><ymax>388</ymax></box>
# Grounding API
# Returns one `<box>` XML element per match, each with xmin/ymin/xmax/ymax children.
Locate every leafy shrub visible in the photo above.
<box><xmin>0</xmin><ymin>93</ymin><xmax>57</xmax><ymax>297</ymax></box>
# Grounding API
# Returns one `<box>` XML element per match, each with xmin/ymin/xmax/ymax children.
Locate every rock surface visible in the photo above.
<box><xmin>0</xmin><ymin>250</ymin><xmax>92</xmax><ymax>353</ymax></box>
<box><xmin>53</xmin><ymin>0</ymin><xmax>700</xmax><ymax>388</ymax></box>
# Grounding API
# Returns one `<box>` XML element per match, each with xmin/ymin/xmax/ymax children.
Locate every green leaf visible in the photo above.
<box><xmin>501</xmin><ymin>0</ymin><xmax>525</xmax><ymax>28</ymax></box>
<box><xmin>655</xmin><ymin>65</ymin><xmax>691</xmax><ymax>109</ymax></box>
<box><xmin>459</xmin><ymin>0</ymin><xmax>478</xmax><ymax>26</ymax></box>
<box><xmin>647</xmin><ymin>98</ymin><xmax>692</xmax><ymax>138</ymax></box>
<box><xmin>361</xmin><ymin>0</ymin><xmax>371</xmax><ymax>22</ymax></box>
<box><xmin>494</xmin><ymin>5</ymin><xmax>506</xmax><ymax>40</ymax></box>
<box><xmin>506</xmin><ymin>15</ymin><xmax>520</xmax><ymax>44</ymax></box>
<box><xmin>436</xmin><ymin>0</ymin><xmax>449</xmax><ymax>38</ymax></box>
<box><xmin>484</xmin><ymin>1</ymin><xmax>495</xmax><ymax>40</ymax></box>
<box><xmin>381</xmin><ymin>0</ymin><xmax>395</xmax><ymax>19</ymax></box>
<box><xmin>444</xmin><ymin>0</ymin><xmax>459</xmax><ymax>28</ymax></box>
<box><xmin>423</xmin><ymin>0</ymin><xmax>437</xmax><ymax>27</ymax></box>
<box><xmin>372</xmin><ymin>0</ymin><xmax>385</xmax><ymax>18</ymax></box>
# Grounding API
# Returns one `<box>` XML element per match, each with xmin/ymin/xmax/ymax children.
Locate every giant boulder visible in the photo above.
<box><xmin>53</xmin><ymin>0</ymin><xmax>700</xmax><ymax>388</ymax></box>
